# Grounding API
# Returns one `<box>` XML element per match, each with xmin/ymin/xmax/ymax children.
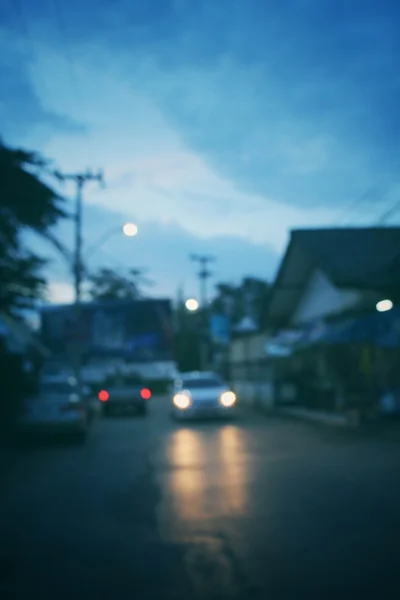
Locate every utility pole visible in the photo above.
<box><xmin>54</xmin><ymin>168</ymin><xmax>104</xmax><ymax>388</ymax></box>
<box><xmin>55</xmin><ymin>169</ymin><xmax>104</xmax><ymax>304</ymax></box>
<box><xmin>190</xmin><ymin>254</ymin><xmax>215</xmax><ymax>370</ymax></box>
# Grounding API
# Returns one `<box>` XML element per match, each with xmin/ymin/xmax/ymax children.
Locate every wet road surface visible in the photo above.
<box><xmin>1</xmin><ymin>397</ymin><xmax>400</xmax><ymax>599</ymax></box>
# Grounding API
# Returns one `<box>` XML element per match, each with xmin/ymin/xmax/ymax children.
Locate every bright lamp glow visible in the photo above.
<box><xmin>220</xmin><ymin>391</ymin><xmax>236</xmax><ymax>407</ymax></box>
<box><xmin>173</xmin><ymin>392</ymin><xmax>191</xmax><ymax>410</ymax></box>
<box><xmin>185</xmin><ymin>298</ymin><xmax>199</xmax><ymax>311</ymax></box>
<box><xmin>122</xmin><ymin>222</ymin><xmax>138</xmax><ymax>237</ymax></box>
<box><xmin>376</xmin><ymin>299</ymin><xmax>393</xmax><ymax>313</ymax></box>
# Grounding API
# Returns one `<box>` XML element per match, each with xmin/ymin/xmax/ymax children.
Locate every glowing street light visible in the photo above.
<box><xmin>185</xmin><ymin>298</ymin><xmax>199</xmax><ymax>311</ymax></box>
<box><xmin>376</xmin><ymin>299</ymin><xmax>393</xmax><ymax>313</ymax></box>
<box><xmin>84</xmin><ymin>222</ymin><xmax>138</xmax><ymax>261</ymax></box>
<box><xmin>122</xmin><ymin>222</ymin><xmax>138</xmax><ymax>237</ymax></box>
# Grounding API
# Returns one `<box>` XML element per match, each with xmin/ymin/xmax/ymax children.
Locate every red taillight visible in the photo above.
<box><xmin>98</xmin><ymin>390</ymin><xmax>109</xmax><ymax>402</ymax></box>
<box><xmin>140</xmin><ymin>388</ymin><xmax>151</xmax><ymax>400</ymax></box>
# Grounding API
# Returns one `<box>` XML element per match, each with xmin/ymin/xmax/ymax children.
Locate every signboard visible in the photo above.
<box><xmin>41</xmin><ymin>299</ymin><xmax>174</xmax><ymax>360</ymax></box>
<box><xmin>210</xmin><ymin>314</ymin><xmax>230</xmax><ymax>345</ymax></box>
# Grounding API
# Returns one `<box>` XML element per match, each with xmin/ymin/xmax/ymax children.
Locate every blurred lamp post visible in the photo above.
<box><xmin>84</xmin><ymin>222</ymin><xmax>138</xmax><ymax>262</ymax></box>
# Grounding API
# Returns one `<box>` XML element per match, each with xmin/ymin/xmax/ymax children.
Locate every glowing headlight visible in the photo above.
<box><xmin>220</xmin><ymin>391</ymin><xmax>236</xmax><ymax>407</ymax></box>
<box><xmin>173</xmin><ymin>392</ymin><xmax>191</xmax><ymax>410</ymax></box>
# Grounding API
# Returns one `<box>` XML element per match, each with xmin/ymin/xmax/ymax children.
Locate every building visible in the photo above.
<box><xmin>230</xmin><ymin>227</ymin><xmax>400</xmax><ymax>413</ymax></box>
<box><xmin>40</xmin><ymin>299</ymin><xmax>177</xmax><ymax>384</ymax></box>
<box><xmin>267</xmin><ymin>227</ymin><xmax>400</xmax><ymax>414</ymax></box>
<box><xmin>268</xmin><ymin>227</ymin><xmax>400</xmax><ymax>330</ymax></box>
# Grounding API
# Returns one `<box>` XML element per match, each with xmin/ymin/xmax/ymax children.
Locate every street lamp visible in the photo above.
<box><xmin>84</xmin><ymin>222</ymin><xmax>138</xmax><ymax>261</ymax></box>
<box><xmin>48</xmin><ymin>223</ymin><xmax>138</xmax><ymax>277</ymax></box>
<box><xmin>185</xmin><ymin>298</ymin><xmax>199</xmax><ymax>312</ymax></box>
<box><xmin>376</xmin><ymin>299</ymin><xmax>393</xmax><ymax>313</ymax></box>
<box><xmin>122</xmin><ymin>222</ymin><xmax>138</xmax><ymax>237</ymax></box>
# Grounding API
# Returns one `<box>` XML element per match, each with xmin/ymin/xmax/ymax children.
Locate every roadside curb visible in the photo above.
<box><xmin>247</xmin><ymin>401</ymin><xmax>400</xmax><ymax>441</ymax></box>
<box><xmin>276</xmin><ymin>407</ymin><xmax>349</xmax><ymax>428</ymax></box>
<box><xmin>242</xmin><ymin>397</ymin><xmax>362</xmax><ymax>429</ymax></box>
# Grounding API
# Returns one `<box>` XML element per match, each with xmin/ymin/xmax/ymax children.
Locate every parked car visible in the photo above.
<box><xmin>18</xmin><ymin>377</ymin><xmax>91</xmax><ymax>442</ymax></box>
<box><xmin>170</xmin><ymin>371</ymin><xmax>237</xmax><ymax>421</ymax></box>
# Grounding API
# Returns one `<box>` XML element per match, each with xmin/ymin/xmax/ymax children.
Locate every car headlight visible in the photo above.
<box><xmin>219</xmin><ymin>391</ymin><xmax>236</xmax><ymax>407</ymax></box>
<box><xmin>173</xmin><ymin>391</ymin><xmax>191</xmax><ymax>410</ymax></box>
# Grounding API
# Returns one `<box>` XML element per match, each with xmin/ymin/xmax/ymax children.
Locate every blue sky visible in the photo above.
<box><xmin>2</xmin><ymin>0</ymin><xmax>400</xmax><ymax>302</ymax></box>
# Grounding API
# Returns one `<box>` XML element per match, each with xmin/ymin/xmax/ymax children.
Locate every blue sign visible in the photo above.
<box><xmin>210</xmin><ymin>314</ymin><xmax>230</xmax><ymax>344</ymax></box>
<box><xmin>41</xmin><ymin>299</ymin><xmax>174</xmax><ymax>360</ymax></box>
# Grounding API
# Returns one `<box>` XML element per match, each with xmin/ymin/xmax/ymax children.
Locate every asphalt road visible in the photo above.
<box><xmin>1</xmin><ymin>398</ymin><xmax>400</xmax><ymax>599</ymax></box>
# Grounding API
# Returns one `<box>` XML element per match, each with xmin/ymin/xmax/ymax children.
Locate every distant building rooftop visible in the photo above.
<box><xmin>268</xmin><ymin>227</ymin><xmax>400</xmax><ymax>326</ymax></box>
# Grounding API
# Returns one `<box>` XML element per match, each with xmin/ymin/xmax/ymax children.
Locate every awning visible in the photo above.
<box><xmin>265</xmin><ymin>329</ymin><xmax>304</xmax><ymax>357</ymax></box>
<box><xmin>298</xmin><ymin>308</ymin><xmax>400</xmax><ymax>348</ymax></box>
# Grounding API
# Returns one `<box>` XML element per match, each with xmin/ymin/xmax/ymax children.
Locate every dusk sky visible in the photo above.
<box><xmin>2</xmin><ymin>0</ymin><xmax>400</xmax><ymax>303</ymax></box>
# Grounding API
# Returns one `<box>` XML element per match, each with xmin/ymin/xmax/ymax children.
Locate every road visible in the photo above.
<box><xmin>1</xmin><ymin>397</ymin><xmax>400</xmax><ymax>599</ymax></box>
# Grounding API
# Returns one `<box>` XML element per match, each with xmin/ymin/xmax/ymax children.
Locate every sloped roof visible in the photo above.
<box><xmin>268</xmin><ymin>227</ymin><xmax>400</xmax><ymax>326</ymax></box>
<box><xmin>290</xmin><ymin>227</ymin><xmax>400</xmax><ymax>288</ymax></box>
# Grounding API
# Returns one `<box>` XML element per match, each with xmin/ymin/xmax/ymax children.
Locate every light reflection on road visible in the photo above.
<box><xmin>218</xmin><ymin>425</ymin><xmax>248</xmax><ymax>516</ymax></box>
<box><xmin>159</xmin><ymin>424</ymin><xmax>249</xmax><ymax>540</ymax></box>
<box><xmin>167</xmin><ymin>428</ymin><xmax>206</xmax><ymax>522</ymax></box>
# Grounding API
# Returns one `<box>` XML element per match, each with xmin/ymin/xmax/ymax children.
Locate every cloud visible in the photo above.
<box><xmin>4</xmin><ymin>42</ymin><xmax>329</xmax><ymax>246</ymax></box>
<box><xmin>0</xmin><ymin>30</ymin><xmax>86</xmax><ymax>143</ymax></box>
<box><xmin>78</xmin><ymin>0</ymin><xmax>400</xmax><ymax>207</ymax></box>
<box><xmin>5</xmin><ymin>1</ymin><xmax>400</xmax><ymax>211</ymax></box>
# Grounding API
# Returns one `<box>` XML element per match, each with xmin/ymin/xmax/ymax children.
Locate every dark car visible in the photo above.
<box><xmin>99</xmin><ymin>373</ymin><xmax>152</xmax><ymax>416</ymax></box>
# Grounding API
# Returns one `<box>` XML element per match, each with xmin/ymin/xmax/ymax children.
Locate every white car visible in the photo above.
<box><xmin>171</xmin><ymin>371</ymin><xmax>237</xmax><ymax>420</ymax></box>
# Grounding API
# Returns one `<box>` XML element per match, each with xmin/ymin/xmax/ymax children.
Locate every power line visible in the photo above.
<box><xmin>333</xmin><ymin>154</ymin><xmax>400</xmax><ymax>227</ymax></box>
<box><xmin>376</xmin><ymin>197</ymin><xmax>400</xmax><ymax>225</ymax></box>
<box><xmin>333</xmin><ymin>179</ymin><xmax>389</xmax><ymax>226</ymax></box>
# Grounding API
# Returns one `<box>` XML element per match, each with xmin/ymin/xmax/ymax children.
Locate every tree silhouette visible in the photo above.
<box><xmin>211</xmin><ymin>276</ymin><xmax>271</xmax><ymax>330</ymax></box>
<box><xmin>0</xmin><ymin>141</ymin><xmax>66</xmax><ymax>314</ymax></box>
<box><xmin>87</xmin><ymin>267</ymin><xmax>153</xmax><ymax>301</ymax></box>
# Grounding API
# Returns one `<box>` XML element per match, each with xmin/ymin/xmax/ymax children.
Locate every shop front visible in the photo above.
<box><xmin>294</xmin><ymin>308</ymin><xmax>400</xmax><ymax>419</ymax></box>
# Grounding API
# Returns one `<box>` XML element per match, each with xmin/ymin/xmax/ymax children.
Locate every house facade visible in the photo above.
<box><xmin>229</xmin><ymin>332</ymin><xmax>275</xmax><ymax>408</ymax></box>
<box><xmin>267</xmin><ymin>227</ymin><xmax>400</xmax><ymax>413</ymax></box>
<box><xmin>230</xmin><ymin>227</ymin><xmax>400</xmax><ymax>412</ymax></box>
